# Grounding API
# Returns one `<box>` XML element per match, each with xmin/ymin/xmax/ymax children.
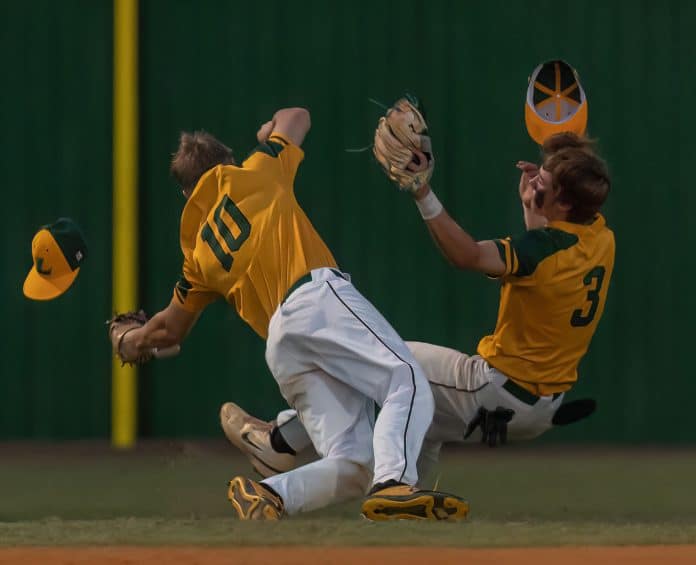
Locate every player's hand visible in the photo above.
<box><xmin>408</xmin><ymin>149</ymin><xmax>430</xmax><ymax>173</ymax></box>
<box><xmin>464</xmin><ymin>406</ymin><xmax>515</xmax><ymax>447</ymax></box>
<box><xmin>107</xmin><ymin>310</ymin><xmax>156</xmax><ymax>366</ymax></box>
<box><xmin>257</xmin><ymin>120</ymin><xmax>275</xmax><ymax>143</ymax></box>
<box><xmin>516</xmin><ymin>160</ymin><xmax>539</xmax><ymax>175</ymax></box>
<box><xmin>516</xmin><ymin>161</ymin><xmax>538</xmax><ymax>209</ymax></box>
<box><xmin>407</xmin><ymin>150</ymin><xmax>431</xmax><ymax>202</ymax></box>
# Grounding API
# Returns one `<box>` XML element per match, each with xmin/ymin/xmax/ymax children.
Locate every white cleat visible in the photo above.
<box><xmin>219</xmin><ymin>402</ymin><xmax>295</xmax><ymax>478</ymax></box>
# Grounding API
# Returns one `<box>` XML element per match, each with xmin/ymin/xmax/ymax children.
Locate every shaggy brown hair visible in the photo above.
<box><xmin>170</xmin><ymin>131</ymin><xmax>235</xmax><ymax>195</ymax></box>
<box><xmin>541</xmin><ymin>131</ymin><xmax>595</xmax><ymax>156</ymax></box>
<box><xmin>543</xmin><ymin>143</ymin><xmax>611</xmax><ymax>224</ymax></box>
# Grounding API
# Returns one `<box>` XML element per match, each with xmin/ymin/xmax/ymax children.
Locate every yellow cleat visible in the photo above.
<box><xmin>361</xmin><ymin>484</ymin><xmax>469</xmax><ymax>522</ymax></box>
<box><xmin>227</xmin><ymin>476</ymin><xmax>284</xmax><ymax>520</ymax></box>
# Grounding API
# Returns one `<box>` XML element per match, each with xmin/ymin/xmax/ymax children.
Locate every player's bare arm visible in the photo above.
<box><xmin>398</xmin><ymin>146</ymin><xmax>504</xmax><ymax>276</ymax></box>
<box><xmin>411</xmin><ymin>183</ymin><xmax>506</xmax><ymax>276</ymax></box>
<box><xmin>119</xmin><ymin>298</ymin><xmax>200</xmax><ymax>360</ymax></box>
<box><xmin>265</xmin><ymin>107</ymin><xmax>311</xmax><ymax>146</ymax></box>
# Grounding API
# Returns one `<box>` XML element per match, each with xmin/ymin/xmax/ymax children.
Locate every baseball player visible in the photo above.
<box><xmin>220</xmin><ymin>125</ymin><xmax>614</xmax><ymax>488</ymax></box>
<box><xmin>108</xmin><ymin>107</ymin><xmax>468</xmax><ymax>522</ymax></box>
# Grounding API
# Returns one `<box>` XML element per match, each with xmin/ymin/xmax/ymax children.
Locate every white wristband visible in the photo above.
<box><xmin>415</xmin><ymin>189</ymin><xmax>444</xmax><ymax>220</ymax></box>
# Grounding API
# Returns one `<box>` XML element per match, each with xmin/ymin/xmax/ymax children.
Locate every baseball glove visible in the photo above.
<box><xmin>107</xmin><ymin>309</ymin><xmax>152</xmax><ymax>365</ymax></box>
<box><xmin>373</xmin><ymin>95</ymin><xmax>434</xmax><ymax>193</ymax></box>
<box><xmin>464</xmin><ymin>407</ymin><xmax>515</xmax><ymax>447</ymax></box>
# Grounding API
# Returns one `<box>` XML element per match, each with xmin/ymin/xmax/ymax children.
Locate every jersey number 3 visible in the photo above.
<box><xmin>570</xmin><ymin>266</ymin><xmax>605</xmax><ymax>327</ymax></box>
<box><xmin>201</xmin><ymin>195</ymin><xmax>251</xmax><ymax>272</ymax></box>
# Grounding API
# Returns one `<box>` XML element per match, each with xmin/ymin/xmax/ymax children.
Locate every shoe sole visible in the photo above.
<box><xmin>227</xmin><ymin>476</ymin><xmax>282</xmax><ymax>521</ymax></box>
<box><xmin>361</xmin><ymin>491</ymin><xmax>469</xmax><ymax>522</ymax></box>
<box><xmin>228</xmin><ymin>476</ymin><xmax>260</xmax><ymax>519</ymax></box>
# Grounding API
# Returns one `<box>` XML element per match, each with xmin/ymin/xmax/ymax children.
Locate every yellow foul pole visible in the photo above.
<box><xmin>112</xmin><ymin>0</ymin><xmax>139</xmax><ymax>448</ymax></box>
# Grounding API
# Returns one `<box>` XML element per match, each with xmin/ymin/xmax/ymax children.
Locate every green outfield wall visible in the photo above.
<box><xmin>0</xmin><ymin>2</ymin><xmax>113</xmax><ymax>438</ymax></box>
<box><xmin>2</xmin><ymin>0</ymin><xmax>694</xmax><ymax>442</ymax></box>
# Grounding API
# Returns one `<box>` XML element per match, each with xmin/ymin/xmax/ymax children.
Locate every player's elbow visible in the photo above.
<box><xmin>271</xmin><ymin>107</ymin><xmax>311</xmax><ymax>146</ymax></box>
<box><xmin>274</xmin><ymin>107</ymin><xmax>311</xmax><ymax>127</ymax></box>
<box><xmin>291</xmin><ymin>107</ymin><xmax>311</xmax><ymax>132</ymax></box>
<box><xmin>291</xmin><ymin>107</ymin><xmax>310</xmax><ymax>123</ymax></box>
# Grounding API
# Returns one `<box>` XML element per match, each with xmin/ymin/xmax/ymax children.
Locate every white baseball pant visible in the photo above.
<box><xmin>273</xmin><ymin>341</ymin><xmax>565</xmax><ymax>488</ymax></box>
<box><xmin>262</xmin><ymin>268</ymin><xmax>433</xmax><ymax>514</ymax></box>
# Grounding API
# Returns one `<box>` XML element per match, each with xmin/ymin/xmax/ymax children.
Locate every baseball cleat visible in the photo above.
<box><xmin>227</xmin><ymin>476</ymin><xmax>284</xmax><ymax>520</ymax></box>
<box><xmin>220</xmin><ymin>402</ymin><xmax>296</xmax><ymax>478</ymax></box>
<box><xmin>361</xmin><ymin>483</ymin><xmax>469</xmax><ymax>522</ymax></box>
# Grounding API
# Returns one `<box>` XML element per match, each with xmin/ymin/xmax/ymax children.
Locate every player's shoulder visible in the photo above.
<box><xmin>243</xmin><ymin>134</ymin><xmax>299</xmax><ymax>164</ymax></box>
<box><xmin>212</xmin><ymin>158</ymin><xmax>276</xmax><ymax>197</ymax></box>
<box><xmin>506</xmin><ymin>227</ymin><xmax>579</xmax><ymax>277</ymax></box>
<box><xmin>593</xmin><ymin>215</ymin><xmax>616</xmax><ymax>259</ymax></box>
<box><xmin>510</xmin><ymin>227</ymin><xmax>579</xmax><ymax>257</ymax></box>
<box><xmin>594</xmin><ymin>214</ymin><xmax>615</xmax><ymax>240</ymax></box>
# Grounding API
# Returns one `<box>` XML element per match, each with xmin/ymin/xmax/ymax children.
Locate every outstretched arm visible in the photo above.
<box><xmin>119</xmin><ymin>298</ymin><xmax>200</xmax><ymax>360</ymax></box>
<box><xmin>411</xmin><ymin>183</ymin><xmax>506</xmax><ymax>276</ymax></box>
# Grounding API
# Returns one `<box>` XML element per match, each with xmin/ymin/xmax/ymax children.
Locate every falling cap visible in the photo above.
<box><xmin>23</xmin><ymin>218</ymin><xmax>87</xmax><ymax>301</ymax></box>
<box><xmin>525</xmin><ymin>60</ymin><xmax>588</xmax><ymax>145</ymax></box>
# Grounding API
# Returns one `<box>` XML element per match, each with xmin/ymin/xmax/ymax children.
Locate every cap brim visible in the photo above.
<box><xmin>525</xmin><ymin>100</ymin><xmax>588</xmax><ymax>145</ymax></box>
<box><xmin>23</xmin><ymin>267</ymin><xmax>80</xmax><ymax>301</ymax></box>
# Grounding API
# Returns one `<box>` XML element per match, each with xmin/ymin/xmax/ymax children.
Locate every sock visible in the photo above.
<box><xmin>368</xmin><ymin>479</ymin><xmax>406</xmax><ymax>495</ymax></box>
<box><xmin>259</xmin><ymin>481</ymin><xmax>282</xmax><ymax>500</ymax></box>
<box><xmin>270</xmin><ymin>426</ymin><xmax>296</xmax><ymax>456</ymax></box>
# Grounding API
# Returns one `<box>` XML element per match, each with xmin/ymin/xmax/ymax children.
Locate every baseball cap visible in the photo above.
<box><xmin>23</xmin><ymin>218</ymin><xmax>87</xmax><ymax>301</ymax></box>
<box><xmin>525</xmin><ymin>60</ymin><xmax>588</xmax><ymax>145</ymax></box>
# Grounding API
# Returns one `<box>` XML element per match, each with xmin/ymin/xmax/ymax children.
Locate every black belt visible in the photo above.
<box><xmin>282</xmin><ymin>269</ymin><xmax>346</xmax><ymax>305</ymax></box>
<box><xmin>282</xmin><ymin>273</ymin><xmax>312</xmax><ymax>304</ymax></box>
<box><xmin>502</xmin><ymin>379</ymin><xmax>562</xmax><ymax>405</ymax></box>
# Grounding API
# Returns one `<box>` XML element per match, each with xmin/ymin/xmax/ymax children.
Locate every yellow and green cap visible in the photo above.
<box><xmin>525</xmin><ymin>60</ymin><xmax>588</xmax><ymax>145</ymax></box>
<box><xmin>23</xmin><ymin>217</ymin><xmax>87</xmax><ymax>301</ymax></box>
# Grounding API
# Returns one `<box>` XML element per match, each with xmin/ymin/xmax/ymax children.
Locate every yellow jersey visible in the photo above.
<box><xmin>172</xmin><ymin>133</ymin><xmax>337</xmax><ymax>338</ymax></box>
<box><xmin>477</xmin><ymin>214</ymin><xmax>615</xmax><ymax>395</ymax></box>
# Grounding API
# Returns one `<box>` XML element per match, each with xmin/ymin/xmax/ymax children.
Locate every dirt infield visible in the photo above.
<box><xmin>1</xmin><ymin>546</ymin><xmax>694</xmax><ymax>565</ymax></box>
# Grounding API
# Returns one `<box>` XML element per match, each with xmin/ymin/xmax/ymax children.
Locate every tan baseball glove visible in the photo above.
<box><xmin>107</xmin><ymin>309</ymin><xmax>152</xmax><ymax>365</ymax></box>
<box><xmin>373</xmin><ymin>95</ymin><xmax>434</xmax><ymax>193</ymax></box>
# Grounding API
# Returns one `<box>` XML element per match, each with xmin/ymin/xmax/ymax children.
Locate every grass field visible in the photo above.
<box><xmin>1</xmin><ymin>441</ymin><xmax>695</xmax><ymax>546</ymax></box>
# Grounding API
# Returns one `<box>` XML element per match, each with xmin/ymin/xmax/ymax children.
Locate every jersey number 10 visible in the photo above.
<box><xmin>201</xmin><ymin>195</ymin><xmax>251</xmax><ymax>272</ymax></box>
